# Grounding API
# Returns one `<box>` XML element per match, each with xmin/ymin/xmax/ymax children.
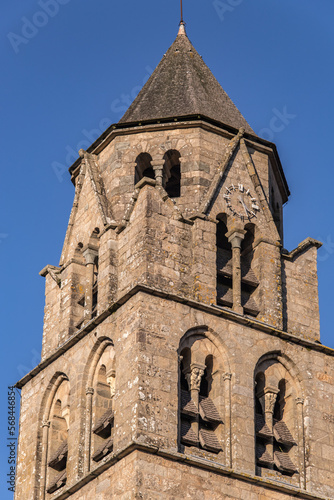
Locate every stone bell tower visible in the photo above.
<box><xmin>15</xmin><ymin>23</ymin><xmax>334</xmax><ymax>500</ymax></box>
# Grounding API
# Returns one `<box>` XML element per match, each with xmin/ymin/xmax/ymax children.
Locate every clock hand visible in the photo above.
<box><xmin>238</xmin><ymin>196</ymin><xmax>250</xmax><ymax>216</ymax></box>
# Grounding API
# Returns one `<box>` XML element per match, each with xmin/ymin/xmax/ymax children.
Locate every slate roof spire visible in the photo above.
<box><xmin>119</xmin><ymin>26</ymin><xmax>254</xmax><ymax>134</ymax></box>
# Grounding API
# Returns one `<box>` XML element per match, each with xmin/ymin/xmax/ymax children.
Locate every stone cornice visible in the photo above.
<box><xmin>282</xmin><ymin>237</ymin><xmax>323</xmax><ymax>261</ymax></box>
<box><xmin>49</xmin><ymin>441</ymin><xmax>331</xmax><ymax>500</ymax></box>
<box><xmin>15</xmin><ymin>285</ymin><xmax>334</xmax><ymax>389</ymax></box>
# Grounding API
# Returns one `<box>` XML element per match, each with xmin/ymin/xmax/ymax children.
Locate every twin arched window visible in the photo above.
<box><xmin>254</xmin><ymin>358</ymin><xmax>299</xmax><ymax>477</ymax></box>
<box><xmin>45</xmin><ymin>378</ymin><xmax>70</xmax><ymax>494</ymax></box>
<box><xmin>178</xmin><ymin>336</ymin><xmax>302</xmax><ymax>482</ymax></box>
<box><xmin>135</xmin><ymin>150</ymin><xmax>181</xmax><ymax>198</ymax></box>
<box><xmin>90</xmin><ymin>345</ymin><xmax>116</xmax><ymax>464</ymax></box>
<box><xmin>179</xmin><ymin>336</ymin><xmax>224</xmax><ymax>455</ymax></box>
<box><xmin>216</xmin><ymin>216</ymin><xmax>259</xmax><ymax>316</ymax></box>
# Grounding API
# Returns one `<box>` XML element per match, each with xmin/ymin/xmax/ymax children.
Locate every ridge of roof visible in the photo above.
<box><xmin>119</xmin><ymin>28</ymin><xmax>254</xmax><ymax>134</ymax></box>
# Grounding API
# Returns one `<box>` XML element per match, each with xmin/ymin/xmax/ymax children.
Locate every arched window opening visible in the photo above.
<box><xmin>254</xmin><ymin>372</ymin><xmax>265</xmax><ymax>414</ymax></box>
<box><xmin>255</xmin><ymin>363</ymin><xmax>297</xmax><ymax>478</ymax></box>
<box><xmin>91</xmin><ymin>347</ymin><xmax>115</xmax><ymax>465</ymax></box>
<box><xmin>180</xmin><ymin>348</ymin><xmax>191</xmax><ymax>391</ymax></box>
<box><xmin>46</xmin><ymin>381</ymin><xmax>70</xmax><ymax>494</ymax></box>
<box><xmin>241</xmin><ymin>225</ymin><xmax>259</xmax><ymax>317</ymax></box>
<box><xmin>92</xmin><ymin>255</ymin><xmax>99</xmax><ymax>319</ymax></box>
<box><xmin>179</xmin><ymin>339</ymin><xmax>223</xmax><ymax>455</ymax></box>
<box><xmin>163</xmin><ymin>150</ymin><xmax>181</xmax><ymax>198</ymax></box>
<box><xmin>274</xmin><ymin>379</ymin><xmax>286</xmax><ymax>421</ymax></box>
<box><xmin>135</xmin><ymin>153</ymin><xmax>155</xmax><ymax>185</ymax></box>
<box><xmin>216</xmin><ymin>217</ymin><xmax>232</xmax><ymax>308</ymax></box>
<box><xmin>200</xmin><ymin>355</ymin><xmax>213</xmax><ymax>398</ymax></box>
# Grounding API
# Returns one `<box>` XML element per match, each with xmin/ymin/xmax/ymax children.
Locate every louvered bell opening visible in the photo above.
<box><xmin>47</xmin><ymin>470</ymin><xmax>67</xmax><ymax>494</ymax></box>
<box><xmin>274</xmin><ymin>450</ymin><xmax>297</xmax><ymax>474</ymax></box>
<box><xmin>92</xmin><ymin>437</ymin><xmax>113</xmax><ymax>462</ymax></box>
<box><xmin>273</xmin><ymin>420</ymin><xmax>297</xmax><ymax>447</ymax></box>
<box><xmin>181</xmin><ymin>390</ymin><xmax>198</xmax><ymax>418</ymax></box>
<box><xmin>217</xmin><ymin>284</ymin><xmax>233</xmax><ymax>308</ymax></box>
<box><xmin>216</xmin><ymin>248</ymin><xmax>232</xmax><ymax>277</ymax></box>
<box><xmin>241</xmin><ymin>262</ymin><xmax>259</xmax><ymax>287</ymax></box>
<box><xmin>181</xmin><ymin>420</ymin><xmax>199</xmax><ymax>447</ymax></box>
<box><xmin>199</xmin><ymin>396</ymin><xmax>222</xmax><ymax>424</ymax></box>
<box><xmin>48</xmin><ymin>441</ymin><xmax>68</xmax><ymax>471</ymax></box>
<box><xmin>255</xmin><ymin>414</ymin><xmax>273</xmax><ymax>439</ymax></box>
<box><xmin>256</xmin><ymin>443</ymin><xmax>274</xmax><ymax>466</ymax></box>
<box><xmin>199</xmin><ymin>428</ymin><xmax>222</xmax><ymax>453</ymax></box>
<box><xmin>242</xmin><ymin>292</ymin><xmax>260</xmax><ymax>316</ymax></box>
<box><xmin>92</xmin><ymin>283</ymin><xmax>98</xmax><ymax>318</ymax></box>
<box><xmin>93</xmin><ymin>408</ymin><xmax>114</xmax><ymax>438</ymax></box>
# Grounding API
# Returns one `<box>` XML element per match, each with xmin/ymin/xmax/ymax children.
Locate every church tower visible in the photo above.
<box><xmin>15</xmin><ymin>23</ymin><xmax>334</xmax><ymax>500</ymax></box>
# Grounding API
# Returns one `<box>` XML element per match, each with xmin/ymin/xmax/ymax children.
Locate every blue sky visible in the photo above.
<box><xmin>1</xmin><ymin>0</ymin><xmax>334</xmax><ymax>496</ymax></box>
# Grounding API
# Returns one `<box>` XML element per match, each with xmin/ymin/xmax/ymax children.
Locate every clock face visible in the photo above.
<box><xmin>223</xmin><ymin>184</ymin><xmax>260</xmax><ymax>221</ymax></box>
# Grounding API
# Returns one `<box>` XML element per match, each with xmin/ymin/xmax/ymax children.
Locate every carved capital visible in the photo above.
<box><xmin>151</xmin><ymin>160</ymin><xmax>165</xmax><ymax>185</ymax></box>
<box><xmin>185</xmin><ymin>364</ymin><xmax>205</xmax><ymax>392</ymax></box>
<box><xmin>226</xmin><ymin>229</ymin><xmax>246</xmax><ymax>249</ymax></box>
<box><xmin>86</xmin><ymin>387</ymin><xmax>94</xmax><ymax>396</ymax></box>
<box><xmin>82</xmin><ymin>245</ymin><xmax>98</xmax><ymax>265</ymax></box>
<box><xmin>150</xmin><ymin>159</ymin><xmax>165</xmax><ymax>168</ymax></box>
<box><xmin>42</xmin><ymin>420</ymin><xmax>50</xmax><ymax>428</ymax></box>
<box><xmin>258</xmin><ymin>387</ymin><xmax>279</xmax><ymax>415</ymax></box>
<box><xmin>223</xmin><ymin>372</ymin><xmax>232</xmax><ymax>381</ymax></box>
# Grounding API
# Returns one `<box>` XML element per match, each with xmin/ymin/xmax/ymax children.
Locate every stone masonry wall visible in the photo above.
<box><xmin>15</xmin><ymin>292</ymin><xmax>334</xmax><ymax>499</ymax></box>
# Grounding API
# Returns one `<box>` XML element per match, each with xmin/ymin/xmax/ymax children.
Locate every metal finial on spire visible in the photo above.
<box><xmin>178</xmin><ymin>0</ymin><xmax>186</xmax><ymax>35</ymax></box>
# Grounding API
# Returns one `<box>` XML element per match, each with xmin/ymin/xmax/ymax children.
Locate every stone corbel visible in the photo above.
<box><xmin>39</xmin><ymin>265</ymin><xmax>61</xmax><ymax>287</ymax></box>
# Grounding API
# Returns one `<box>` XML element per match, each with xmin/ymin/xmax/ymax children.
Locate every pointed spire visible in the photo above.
<box><xmin>119</xmin><ymin>27</ymin><xmax>254</xmax><ymax>134</ymax></box>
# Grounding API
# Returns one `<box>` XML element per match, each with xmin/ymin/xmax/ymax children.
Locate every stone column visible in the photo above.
<box><xmin>84</xmin><ymin>387</ymin><xmax>94</xmax><ymax>475</ymax></box>
<box><xmin>223</xmin><ymin>372</ymin><xmax>232</xmax><ymax>467</ymax></box>
<box><xmin>296</xmin><ymin>397</ymin><xmax>306</xmax><ymax>489</ymax></box>
<box><xmin>40</xmin><ymin>420</ymin><xmax>50</xmax><ymax>500</ymax></box>
<box><xmin>151</xmin><ymin>159</ymin><xmax>165</xmax><ymax>186</ymax></box>
<box><xmin>185</xmin><ymin>363</ymin><xmax>205</xmax><ymax>439</ymax></box>
<box><xmin>259</xmin><ymin>386</ymin><xmax>279</xmax><ymax>464</ymax></box>
<box><xmin>83</xmin><ymin>246</ymin><xmax>98</xmax><ymax>322</ymax></box>
<box><xmin>227</xmin><ymin>229</ymin><xmax>246</xmax><ymax>314</ymax></box>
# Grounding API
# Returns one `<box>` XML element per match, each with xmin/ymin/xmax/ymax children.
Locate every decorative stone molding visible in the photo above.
<box><xmin>86</xmin><ymin>387</ymin><xmax>94</xmax><ymax>396</ymax></box>
<box><xmin>295</xmin><ymin>397</ymin><xmax>305</xmax><ymax>406</ymax></box>
<box><xmin>42</xmin><ymin>420</ymin><xmax>50</xmax><ymax>428</ymax></box>
<box><xmin>223</xmin><ymin>372</ymin><xmax>232</xmax><ymax>381</ymax></box>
